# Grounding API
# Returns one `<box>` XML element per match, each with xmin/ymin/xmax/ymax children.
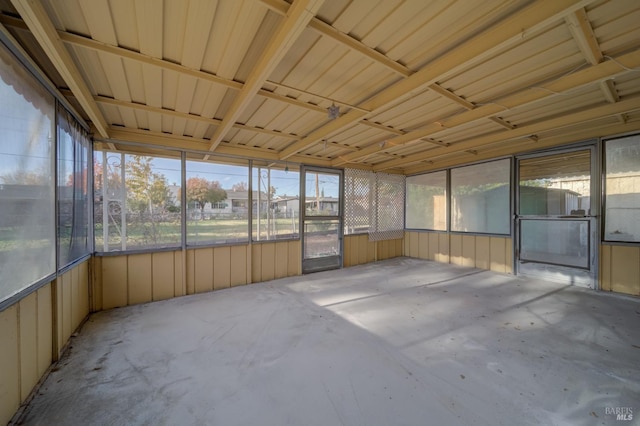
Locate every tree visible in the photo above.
<box><xmin>125</xmin><ymin>156</ymin><xmax>172</xmax><ymax>243</ymax></box>
<box><xmin>183</xmin><ymin>177</ymin><xmax>227</xmax><ymax>218</ymax></box>
<box><xmin>232</xmin><ymin>181</ymin><xmax>248</xmax><ymax>191</ymax></box>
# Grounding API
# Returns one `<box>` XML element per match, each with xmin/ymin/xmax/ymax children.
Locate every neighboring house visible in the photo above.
<box><xmin>304</xmin><ymin>196</ymin><xmax>339</xmax><ymax>214</ymax></box>
<box><xmin>272</xmin><ymin>196</ymin><xmax>299</xmax><ymax>218</ymax></box>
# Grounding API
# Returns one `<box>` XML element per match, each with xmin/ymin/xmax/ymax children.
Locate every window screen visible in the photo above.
<box><xmin>604</xmin><ymin>135</ymin><xmax>640</xmax><ymax>242</ymax></box>
<box><xmin>451</xmin><ymin>159</ymin><xmax>510</xmax><ymax>235</ymax></box>
<box><xmin>0</xmin><ymin>42</ymin><xmax>55</xmax><ymax>302</ymax></box>
<box><xmin>406</xmin><ymin>171</ymin><xmax>447</xmax><ymax>230</ymax></box>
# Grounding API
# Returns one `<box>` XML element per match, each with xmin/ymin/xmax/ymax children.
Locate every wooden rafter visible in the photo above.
<box><xmin>205</xmin><ymin>0</ymin><xmax>325</xmax><ymax>154</ymax></box>
<box><xmin>332</xmin><ymin>49</ymin><xmax>640</xmax><ymax>166</ymax></box>
<box><xmin>489</xmin><ymin>116</ymin><xmax>516</xmax><ymax>130</ymax></box>
<box><xmin>565</xmin><ymin>8</ymin><xmax>602</xmax><ymax>65</ymax></box>
<box><xmin>428</xmin><ymin>83</ymin><xmax>475</xmax><ymax>110</ymax></box>
<box><xmin>10</xmin><ymin>0</ymin><xmax>109</xmax><ymax>138</ymax></box>
<box><xmin>280</xmin><ymin>0</ymin><xmax>599</xmax><ymax>160</ymax></box>
<box><xmin>259</xmin><ymin>0</ymin><xmax>411</xmax><ymax>78</ymax></box>
<box><xmin>94</xmin><ymin>96</ymin><xmax>300</xmax><ymax>140</ymax></box>
<box><xmin>373</xmin><ymin>95</ymin><xmax>640</xmax><ymax>171</ymax></box>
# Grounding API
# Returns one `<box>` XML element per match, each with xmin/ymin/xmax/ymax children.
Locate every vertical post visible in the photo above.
<box><xmin>102</xmin><ymin>150</ymin><xmax>108</xmax><ymax>252</ymax></box>
<box><xmin>267</xmin><ymin>168</ymin><xmax>271</xmax><ymax>239</ymax></box>
<box><xmin>120</xmin><ymin>152</ymin><xmax>126</xmax><ymax>251</ymax></box>
<box><xmin>256</xmin><ymin>167</ymin><xmax>261</xmax><ymax>241</ymax></box>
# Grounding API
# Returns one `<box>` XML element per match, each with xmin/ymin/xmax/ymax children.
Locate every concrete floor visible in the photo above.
<box><xmin>18</xmin><ymin>258</ymin><xmax>640</xmax><ymax>426</ymax></box>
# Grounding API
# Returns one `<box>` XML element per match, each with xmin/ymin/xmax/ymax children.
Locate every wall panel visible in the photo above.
<box><xmin>462</xmin><ymin>235</ymin><xmax>476</xmax><ymax>267</ymax></box>
<box><xmin>275</xmin><ymin>243</ymin><xmax>288</xmax><ymax>279</ymax></box>
<box><xmin>418</xmin><ymin>232</ymin><xmax>428</xmax><ymax>259</ymax></box>
<box><xmin>450</xmin><ymin>234</ymin><xmax>463</xmax><ymax>265</ymax></box>
<box><xmin>214</xmin><ymin>246</ymin><xmax>232</xmax><ymax>290</ymax></box>
<box><xmin>152</xmin><ymin>252</ymin><xmax>176</xmax><ymax>301</ymax></box>
<box><xmin>261</xmin><ymin>243</ymin><xmax>276</xmax><ymax>281</ymax></box>
<box><xmin>102</xmin><ymin>256</ymin><xmax>128</xmax><ymax>309</ymax></box>
<box><xmin>287</xmin><ymin>241</ymin><xmax>300</xmax><ymax>277</ymax></box>
<box><xmin>609</xmin><ymin>246</ymin><xmax>640</xmax><ymax>295</ymax></box>
<box><xmin>490</xmin><ymin>237</ymin><xmax>508</xmax><ymax>273</ymax></box>
<box><xmin>475</xmin><ymin>236</ymin><xmax>491</xmax><ymax>270</ymax></box>
<box><xmin>0</xmin><ymin>305</ymin><xmax>19</xmax><ymax>426</ymax></box>
<box><xmin>194</xmin><ymin>248</ymin><xmax>214</xmax><ymax>294</ymax></box>
<box><xmin>19</xmin><ymin>293</ymin><xmax>38</xmax><ymax>401</ymax></box>
<box><xmin>252</xmin><ymin>244</ymin><xmax>262</xmax><ymax>283</ymax></box>
<box><xmin>128</xmin><ymin>254</ymin><xmax>153</xmax><ymax>305</ymax></box>
<box><xmin>600</xmin><ymin>245</ymin><xmax>612</xmax><ymax>292</ymax></box>
<box><xmin>36</xmin><ymin>284</ymin><xmax>52</xmax><ymax>377</ymax></box>
<box><xmin>230</xmin><ymin>245</ymin><xmax>248</xmax><ymax>287</ymax></box>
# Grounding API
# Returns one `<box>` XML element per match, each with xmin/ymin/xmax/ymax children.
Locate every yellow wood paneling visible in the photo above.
<box><xmin>436</xmin><ymin>233</ymin><xmax>449</xmax><ymax>263</ymax></box>
<box><xmin>428</xmin><ymin>232</ymin><xmax>439</xmax><ymax>261</ymax></box>
<box><xmin>359</xmin><ymin>235</ymin><xmax>370</xmax><ymax>265</ymax></box>
<box><xmin>412</xmin><ymin>232</ymin><xmax>430</xmax><ymax>259</ymax></box>
<box><xmin>78</xmin><ymin>261</ymin><xmax>89</xmax><ymax>322</ymax></box>
<box><xmin>287</xmin><ymin>240</ymin><xmax>300</xmax><ymax>277</ymax></box>
<box><xmin>19</xmin><ymin>293</ymin><xmax>38</xmax><ymax>401</ymax></box>
<box><xmin>377</xmin><ymin>240</ymin><xmax>388</xmax><ymax>260</ymax></box>
<box><xmin>408</xmin><ymin>232</ymin><xmax>418</xmax><ymax>258</ymax></box>
<box><xmin>176</xmin><ymin>251</ymin><xmax>185</xmax><ymax>297</ymax></box>
<box><xmin>194</xmin><ymin>248</ymin><xmax>214</xmax><ymax>294</ymax></box>
<box><xmin>36</xmin><ymin>284</ymin><xmax>52</xmax><ymax>378</ymax></box>
<box><xmin>404</xmin><ymin>231</ymin><xmax>411</xmax><ymax>257</ymax></box>
<box><xmin>610</xmin><ymin>246</ymin><xmax>640</xmax><ymax>295</ymax></box>
<box><xmin>462</xmin><ymin>235</ymin><xmax>475</xmax><ymax>267</ymax></box>
<box><xmin>91</xmin><ymin>256</ymin><xmax>103</xmax><ymax>312</ymax></box>
<box><xmin>230</xmin><ymin>245</ymin><xmax>248</xmax><ymax>287</ymax></box>
<box><xmin>450</xmin><ymin>234</ymin><xmax>463</xmax><ymax>265</ymax></box>
<box><xmin>396</xmin><ymin>238</ymin><xmax>403</xmax><ymax>257</ymax></box>
<box><xmin>367</xmin><ymin>237</ymin><xmax>376</xmax><ymax>263</ymax></box>
<box><xmin>128</xmin><ymin>254</ymin><xmax>153</xmax><ymax>305</ymax></box>
<box><xmin>0</xmin><ymin>305</ymin><xmax>19</xmax><ymax>426</ymax></box>
<box><xmin>261</xmin><ymin>242</ymin><xmax>276</xmax><ymax>282</ymax></box>
<box><xmin>70</xmin><ymin>266</ymin><xmax>80</xmax><ymax>332</ymax></box>
<box><xmin>252</xmin><ymin>244</ymin><xmax>262</xmax><ymax>283</ymax></box>
<box><xmin>274</xmin><ymin>242</ymin><xmax>289</xmax><ymax>279</ymax></box>
<box><xmin>343</xmin><ymin>234</ymin><xmax>351</xmax><ymax>267</ymax></box>
<box><xmin>186</xmin><ymin>249</ymin><xmax>196</xmax><ymax>295</ymax></box>
<box><xmin>152</xmin><ymin>252</ymin><xmax>175</xmax><ymax>301</ymax></box>
<box><xmin>490</xmin><ymin>237</ymin><xmax>507</xmax><ymax>273</ymax></box>
<box><xmin>214</xmin><ymin>246</ymin><xmax>232</xmax><ymax>290</ymax></box>
<box><xmin>102</xmin><ymin>256</ymin><xmax>128</xmax><ymax>309</ymax></box>
<box><xmin>600</xmin><ymin>245</ymin><xmax>612</xmax><ymax>291</ymax></box>
<box><xmin>349</xmin><ymin>235</ymin><xmax>360</xmax><ymax>265</ymax></box>
<box><xmin>61</xmin><ymin>272</ymin><xmax>72</xmax><ymax>344</ymax></box>
<box><xmin>504</xmin><ymin>238</ymin><xmax>513</xmax><ymax>274</ymax></box>
<box><xmin>475</xmin><ymin>236</ymin><xmax>491</xmax><ymax>270</ymax></box>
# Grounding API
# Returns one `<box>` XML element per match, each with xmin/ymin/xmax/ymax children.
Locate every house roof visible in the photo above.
<box><xmin>1</xmin><ymin>0</ymin><xmax>639</xmax><ymax>174</ymax></box>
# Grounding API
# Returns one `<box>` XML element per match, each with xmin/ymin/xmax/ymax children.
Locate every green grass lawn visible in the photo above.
<box><xmin>94</xmin><ymin>217</ymin><xmax>299</xmax><ymax>249</ymax></box>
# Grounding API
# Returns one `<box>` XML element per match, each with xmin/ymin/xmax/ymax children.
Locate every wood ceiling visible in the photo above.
<box><xmin>1</xmin><ymin>0</ymin><xmax>640</xmax><ymax>174</ymax></box>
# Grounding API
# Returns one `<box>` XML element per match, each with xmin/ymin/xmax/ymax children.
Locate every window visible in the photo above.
<box><xmin>0</xmin><ymin>42</ymin><xmax>56</xmax><ymax>302</ymax></box>
<box><xmin>406</xmin><ymin>171</ymin><xmax>446</xmax><ymax>230</ymax></box>
<box><xmin>451</xmin><ymin>158</ymin><xmax>510</xmax><ymax>235</ymax></box>
<box><xmin>186</xmin><ymin>159</ymin><xmax>249</xmax><ymax>245</ymax></box>
<box><xmin>252</xmin><ymin>163</ymin><xmax>299</xmax><ymax>241</ymax></box>
<box><xmin>94</xmin><ymin>152</ymin><xmax>181</xmax><ymax>251</ymax></box>
<box><xmin>57</xmin><ymin>105</ymin><xmax>91</xmax><ymax>267</ymax></box>
<box><xmin>370</xmin><ymin>172</ymin><xmax>405</xmax><ymax>241</ymax></box>
<box><xmin>604</xmin><ymin>135</ymin><xmax>640</xmax><ymax>242</ymax></box>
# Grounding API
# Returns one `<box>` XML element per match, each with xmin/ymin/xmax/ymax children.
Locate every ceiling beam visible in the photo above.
<box><xmin>281</xmin><ymin>0</ymin><xmax>598</xmax><ymax>160</ymax></box>
<box><xmin>259</xmin><ymin>0</ymin><xmax>411</xmax><ymax>78</ymax></box>
<box><xmin>405</xmin><ymin>118</ymin><xmax>640</xmax><ymax>175</ymax></box>
<box><xmin>10</xmin><ymin>0</ymin><xmax>110</xmax><ymax>138</ymax></box>
<box><xmin>565</xmin><ymin>8</ymin><xmax>602</xmax><ymax>65</ymax></box>
<box><xmin>374</xmin><ymin>95</ymin><xmax>640</xmax><ymax>171</ymax></box>
<box><xmin>205</xmin><ymin>0</ymin><xmax>325</xmax><ymax>154</ymax></box>
<box><xmin>94</xmin><ymin>96</ymin><xmax>300</xmax><ymax>140</ymax></box>
<box><xmin>489</xmin><ymin>116</ymin><xmax>516</xmax><ymax>130</ymax></box>
<box><xmin>332</xmin><ymin>49</ymin><xmax>640</xmax><ymax>166</ymax></box>
<box><xmin>600</xmin><ymin>79</ymin><xmax>619</xmax><ymax>104</ymax></box>
<box><xmin>428</xmin><ymin>83</ymin><xmax>475</xmax><ymax>110</ymax></box>
<box><xmin>103</xmin><ymin>127</ymin><xmax>332</xmax><ymax>167</ymax></box>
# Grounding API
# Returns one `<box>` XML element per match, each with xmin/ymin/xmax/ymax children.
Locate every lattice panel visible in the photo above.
<box><xmin>344</xmin><ymin>168</ymin><xmax>374</xmax><ymax>234</ymax></box>
<box><xmin>370</xmin><ymin>173</ymin><xmax>406</xmax><ymax>241</ymax></box>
